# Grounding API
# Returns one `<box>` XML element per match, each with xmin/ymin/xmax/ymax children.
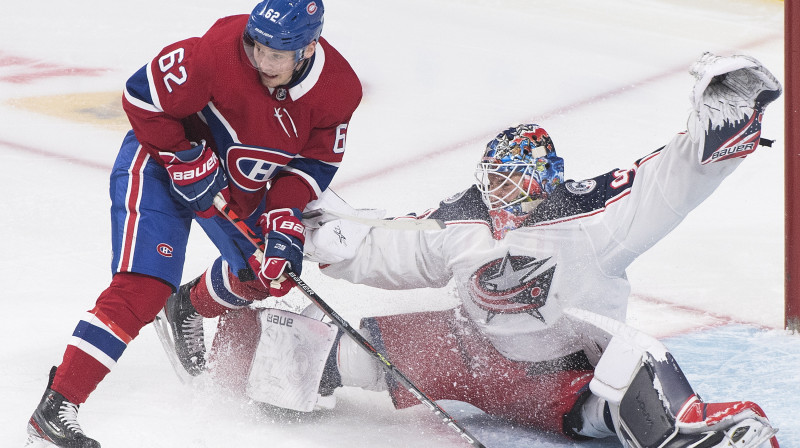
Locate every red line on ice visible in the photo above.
<box><xmin>1</xmin><ymin>33</ymin><xmax>781</xmax><ymax>332</ymax></box>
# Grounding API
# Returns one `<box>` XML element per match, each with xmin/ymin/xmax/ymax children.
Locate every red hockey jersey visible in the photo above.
<box><xmin>122</xmin><ymin>15</ymin><xmax>362</xmax><ymax>217</ymax></box>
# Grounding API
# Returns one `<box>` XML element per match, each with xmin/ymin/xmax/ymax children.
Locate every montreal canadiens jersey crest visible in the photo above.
<box><xmin>468</xmin><ymin>252</ymin><xmax>556</xmax><ymax>323</ymax></box>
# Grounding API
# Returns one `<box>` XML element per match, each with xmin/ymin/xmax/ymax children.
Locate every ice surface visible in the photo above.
<box><xmin>1</xmin><ymin>0</ymin><xmax>795</xmax><ymax>446</ymax></box>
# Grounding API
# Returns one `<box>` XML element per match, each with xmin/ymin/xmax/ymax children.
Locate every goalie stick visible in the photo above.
<box><xmin>213</xmin><ymin>194</ymin><xmax>486</xmax><ymax>448</ymax></box>
<box><xmin>302</xmin><ymin>208</ymin><xmax>445</xmax><ymax>230</ymax></box>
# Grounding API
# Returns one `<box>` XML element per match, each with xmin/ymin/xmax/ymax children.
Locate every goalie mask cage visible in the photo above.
<box><xmin>786</xmin><ymin>0</ymin><xmax>800</xmax><ymax>332</ymax></box>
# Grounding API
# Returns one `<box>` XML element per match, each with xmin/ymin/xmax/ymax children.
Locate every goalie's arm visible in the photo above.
<box><xmin>591</xmin><ymin>53</ymin><xmax>781</xmax><ymax>274</ymax></box>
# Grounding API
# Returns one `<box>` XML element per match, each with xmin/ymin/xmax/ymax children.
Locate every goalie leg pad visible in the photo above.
<box><xmin>565</xmin><ymin>308</ymin><xmax>779</xmax><ymax>448</ymax></box>
<box><xmin>246</xmin><ymin>308</ymin><xmax>339</xmax><ymax>412</ymax></box>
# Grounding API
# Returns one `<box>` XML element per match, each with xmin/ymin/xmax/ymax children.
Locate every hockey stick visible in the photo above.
<box><xmin>212</xmin><ymin>194</ymin><xmax>485</xmax><ymax>448</ymax></box>
<box><xmin>302</xmin><ymin>208</ymin><xmax>445</xmax><ymax>230</ymax></box>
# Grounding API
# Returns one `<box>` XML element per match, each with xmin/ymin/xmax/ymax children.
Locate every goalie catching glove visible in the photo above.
<box><xmin>687</xmin><ymin>52</ymin><xmax>782</xmax><ymax>164</ymax></box>
<box><xmin>159</xmin><ymin>141</ymin><xmax>230</xmax><ymax>218</ymax></box>
<box><xmin>248</xmin><ymin>207</ymin><xmax>305</xmax><ymax>297</ymax></box>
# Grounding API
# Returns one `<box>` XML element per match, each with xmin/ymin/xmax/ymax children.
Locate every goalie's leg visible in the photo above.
<box><xmin>566</xmin><ymin>308</ymin><xmax>779</xmax><ymax>448</ymax></box>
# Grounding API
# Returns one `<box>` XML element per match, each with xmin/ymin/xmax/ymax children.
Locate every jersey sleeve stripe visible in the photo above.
<box><xmin>283</xmin><ymin>157</ymin><xmax>340</xmax><ymax>196</ymax></box>
<box><xmin>123</xmin><ymin>64</ymin><xmax>163</xmax><ymax>113</ymax></box>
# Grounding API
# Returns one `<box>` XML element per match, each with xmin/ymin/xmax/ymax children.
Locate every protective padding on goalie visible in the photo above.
<box><xmin>565</xmin><ymin>308</ymin><xmax>779</xmax><ymax>448</ymax></box>
<box><xmin>302</xmin><ymin>188</ymin><xmax>387</xmax><ymax>264</ymax></box>
<box><xmin>246</xmin><ymin>308</ymin><xmax>339</xmax><ymax>412</ymax></box>
<box><xmin>360</xmin><ymin>307</ymin><xmax>594</xmax><ymax>435</ymax></box>
<box><xmin>687</xmin><ymin>52</ymin><xmax>781</xmax><ymax>165</ymax></box>
<box><xmin>207</xmin><ymin>308</ymin><xmax>262</xmax><ymax>396</ymax></box>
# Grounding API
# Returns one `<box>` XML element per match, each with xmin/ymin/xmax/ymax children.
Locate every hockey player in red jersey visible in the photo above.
<box><xmin>206</xmin><ymin>53</ymin><xmax>781</xmax><ymax>447</ymax></box>
<box><xmin>26</xmin><ymin>0</ymin><xmax>361</xmax><ymax>446</ymax></box>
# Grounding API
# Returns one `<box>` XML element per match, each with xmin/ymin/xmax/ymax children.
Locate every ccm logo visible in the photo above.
<box><xmin>171</xmin><ymin>157</ymin><xmax>218</xmax><ymax>181</ymax></box>
<box><xmin>157</xmin><ymin>243</ymin><xmax>174</xmax><ymax>257</ymax></box>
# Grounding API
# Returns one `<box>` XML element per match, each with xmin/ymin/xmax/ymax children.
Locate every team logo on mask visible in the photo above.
<box><xmin>468</xmin><ymin>253</ymin><xmax>555</xmax><ymax>323</ymax></box>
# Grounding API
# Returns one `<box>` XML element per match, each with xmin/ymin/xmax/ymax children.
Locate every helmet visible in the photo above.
<box><xmin>245</xmin><ymin>0</ymin><xmax>324</xmax><ymax>52</ymax></box>
<box><xmin>475</xmin><ymin>124</ymin><xmax>565</xmax><ymax>211</ymax></box>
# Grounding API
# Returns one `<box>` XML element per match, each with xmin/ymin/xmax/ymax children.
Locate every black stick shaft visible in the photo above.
<box><xmin>213</xmin><ymin>195</ymin><xmax>485</xmax><ymax>447</ymax></box>
<box><xmin>286</xmin><ymin>271</ymin><xmax>485</xmax><ymax>447</ymax></box>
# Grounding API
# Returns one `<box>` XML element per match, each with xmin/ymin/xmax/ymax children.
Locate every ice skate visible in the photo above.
<box><xmin>26</xmin><ymin>368</ymin><xmax>100</xmax><ymax>448</ymax></box>
<box><xmin>670</xmin><ymin>398</ymin><xmax>779</xmax><ymax>448</ymax></box>
<box><xmin>160</xmin><ymin>276</ymin><xmax>206</xmax><ymax>377</ymax></box>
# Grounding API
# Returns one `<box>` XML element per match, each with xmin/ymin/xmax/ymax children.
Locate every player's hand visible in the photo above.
<box><xmin>159</xmin><ymin>141</ymin><xmax>230</xmax><ymax>218</ymax></box>
<box><xmin>248</xmin><ymin>208</ymin><xmax>305</xmax><ymax>297</ymax></box>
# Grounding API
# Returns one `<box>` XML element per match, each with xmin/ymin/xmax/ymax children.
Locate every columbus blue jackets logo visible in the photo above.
<box><xmin>468</xmin><ymin>253</ymin><xmax>555</xmax><ymax>323</ymax></box>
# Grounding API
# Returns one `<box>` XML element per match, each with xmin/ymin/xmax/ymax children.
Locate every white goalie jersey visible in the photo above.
<box><xmin>319</xmin><ymin>130</ymin><xmax>752</xmax><ymax>363</ymax></box>
<box><xmin>317</xmin><ymin>52</ymin><xmax>781</xmax><ymax>366</ymax></box>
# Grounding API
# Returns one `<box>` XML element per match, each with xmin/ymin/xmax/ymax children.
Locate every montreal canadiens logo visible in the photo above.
<box><xmin>156</xmin><ymin>243</ymin><xmax>173</xmax><ymax>258</ymax></box>
<box><xmin>307</xmin><ymin>2</ymin><xmax>318</xmax><ymax>14</ymax></box>
<box><xmin>468</xmin><ymin>253</ymin><xmax>555</xmax><ymax>323</ymax></box>
<box><xmin>226</xmin><ymin>145</ymin><xmax>294</xmax><ymax>192</ymax></box>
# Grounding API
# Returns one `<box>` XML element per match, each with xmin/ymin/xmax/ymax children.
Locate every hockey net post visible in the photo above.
<box><xmin>786</xmin><ymin>0</ymin><xmax>800</xmax><ymax>332</ymax></box>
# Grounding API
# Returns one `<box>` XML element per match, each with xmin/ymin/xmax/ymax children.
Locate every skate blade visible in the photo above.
<box><xmin>25</xmin><ymin>427</ymin><xmax>55</xmax><ymax>448</ymax></box>
<box><xmin>729</xmin><ymin>420</ymin><xmax>779</xmax><ymax>448</ymax></box>
<box><xmin>153</xmin><ymin>310</ymin><xmax>196</xmax><ymax>385</ymax></box>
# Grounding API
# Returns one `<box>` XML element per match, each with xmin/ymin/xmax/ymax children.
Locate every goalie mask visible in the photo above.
<box><xmin>475</xmin><ymin>124</ymin><xmax>565</xmax><ymax>211</ymax></box>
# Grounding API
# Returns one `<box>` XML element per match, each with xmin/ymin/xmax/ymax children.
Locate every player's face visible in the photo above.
<box><xmin>251</xmin><ymin>41</ymin><xmax>317</xmax><ymax>89</ymax></box>
<box><xmin>252</xmin><ymin>42</ymin><xmax>298</xmax><ymax>88</ymax></box>
<box><xmin>487</xmin><ymin>171</ymin><xmax>527</xmax><ymax>207</ymax></box>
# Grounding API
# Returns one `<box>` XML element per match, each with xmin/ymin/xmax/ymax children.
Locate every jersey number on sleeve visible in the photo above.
<box><xmin>333</xmin><ymin>124</ymin><xmax>348</xmax><ymax>154</ymax></box>
<box><xmin>610</xmin><ymin>164</ymin><xmax>638</xmax><ymax>190</ymax></box>
<box><xmin>158</xmin><ymin>48</ymin><xmax>188</xmax><ymax>93</ymax></box>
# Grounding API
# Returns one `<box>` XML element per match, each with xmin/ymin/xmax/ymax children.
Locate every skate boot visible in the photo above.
<box><xmin>27</xmin><ymin>367</ymin><xmax>101</xmax><ymax>448</ymax></box>
<box><xmin>667</xmin><ymin>397</ymin><xmax>779</xmax><ymax>448</ymax></box>
<box><xmin>163</xmin><ymin>276</ymin><xmax>206</xmax><ymax>376</ymax></box>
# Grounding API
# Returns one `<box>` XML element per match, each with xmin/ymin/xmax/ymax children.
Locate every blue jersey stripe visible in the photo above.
<box><xmin>73</xmin><ymin>320</ymin><xmax>128</xmax><ymax>362</ymax></box>
<box><xmin>125</xmin><ymin>65</ymin><xmax>154</xmax><ymax>105</ymax></box>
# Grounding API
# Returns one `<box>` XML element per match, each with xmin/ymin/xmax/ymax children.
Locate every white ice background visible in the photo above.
<box><xmin>1</xmin><ymin>0</ymin><xmax>797</xmax><ymax>447</ymax></box>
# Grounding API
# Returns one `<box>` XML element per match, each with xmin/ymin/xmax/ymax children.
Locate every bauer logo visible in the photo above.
<box><xmin>156</xmin><ymin>243</ymin><xmax>174</xmax><ymax>257</ymax></box>
<box><xmin>264</xmin><ymin>313</ymin><xmax>293</xmax><ymax>327</ymax></box>
<box><xmin>711</xmin><ymin>142</ymin><xmax>755</xmax><ymax>161</ymax></box>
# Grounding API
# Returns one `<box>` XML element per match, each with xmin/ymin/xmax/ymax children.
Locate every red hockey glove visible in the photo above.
<box><xmin>159</xmin><ymin>141</ymin><xmax>230</xmax><ymax>219</ymax></box>
<box><xmin>247</xmin><ymin>208</ymin><xmax>305</xmax><ymax>297</ymax></box>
